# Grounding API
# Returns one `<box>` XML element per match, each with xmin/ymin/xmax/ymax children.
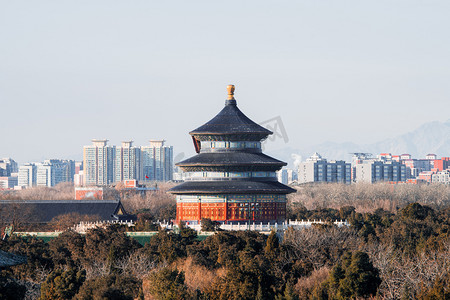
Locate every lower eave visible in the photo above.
<box><xmin>169</xmin><ymin>180</ymin><xmax>297</xmax><ymax>195</ymax></box>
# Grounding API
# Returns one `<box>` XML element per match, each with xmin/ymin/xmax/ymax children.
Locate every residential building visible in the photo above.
<box><xmin>400</xmin><ymin>154</ymin><xmax>412</xmax><ymax>160</ymax></box>
<box><xmin>74</xmin><ymin>171</ymin><xmax>84</xmax><ymax>186</ymax></box>
<box><xmin>0</xmin><ymin>176</ymin><xmax>18</xmax><ymax>189</ymax></box>
<box><xmin>402</xmin><ymin>159</ymin><xmax>433</xmax><ymax>177</ymax></box>
<box><xmin>426</xmin><ymin>154</ymin><xmax>437</xmax><ymax>160</ymax></box>
<box><xmin>115</xmin><ymin>141</ymin><xmax>142</xmax><ymax>182</ymax></box>
<box><xmin>0</xmin><ymin>158</ymin><xmax>18</xmax><ymax>176</ymax></box>
<box><xmin>433</xmin><ymin>157</ymin><xmax>450</xmax><ymax>172</ymax></box>
<box><xmin>141</xmin><ymin>140</ymin><xmax>173</xmax><ymax>181</ymax></box>
<box><xmin>18</xmin><ymin>163</ymin><xmax>37</xmax><ymax>188</ymax></box>
<box><xmin>298</xmin><ymin>153</ymin><xmax>351</xmax><ymax>184</ymax></box>
<box><xmin>83</xmin><ymin>139</ymin><xmax>116</xmax><ymax>186</ymax></box>
<box><xmin>75</xmin><ymin>161</ymin><xmax>83</xmax><ymax>174</ymax></box>
<box><xmin>36</xmin><ymin>159</ymin><xmax>76</xmax><ymax>187</ymax></box>
<box><xmin>36</xmin><ymin>163</ymin><xmax>51</xmax><ymax>187</ymax></box>
<box><xmin>432</xmin><ymin>170</ymin><xmax>450</xmax><ymax>184</ymax></box>
<box><xmin>418</xmin><ymin>171</ymin><xmax>435</xmax><ymax>183</ymax></box>
<box><xmin>355</xmin><ymin>160</ymin><xmax>407</xmax><ymax>183</ymax></box>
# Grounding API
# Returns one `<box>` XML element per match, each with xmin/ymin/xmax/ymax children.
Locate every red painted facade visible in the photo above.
<box><xmin>176</xmin><ymin>201</ymin><xmax>286</xmax><ymax>223</ymax></box>
<box><xmin>433</xmin><ymin>157</ymin><xmax>450</xmax><ymax>171</ymax></box>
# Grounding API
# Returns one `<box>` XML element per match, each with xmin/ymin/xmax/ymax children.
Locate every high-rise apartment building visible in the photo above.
<box><xmin>141</xmin><ymin>140</ymin><xmax>173</xmax><ymax>181</ymax></box>
<box><xmin>298</xmin><ymin>153</ymin><xmax>351</xmax><ymax>184</ymax></box>
<box><xmin>36</xmin><ymin>159</ymin><xmax>75</xmax><ymax>187</ymax></box>
<box><xmin>18</xmin><ymin>163</ymin><xmax>37</xmax><ymax>188</ymax></box>
<box><xmin>115</xmin><ymin>141</ymin><xmax>142</xmax><ymax>182</ymax></box>
<box><xmin>0</xmin><ymin>158</ymin><xmax>18</xmax><ymax>176</ymax></box>
<box><xmin>36</xmin><ymin>163</ymin><xmax>52</xmax><ymax>187</ymax></box>
<box><xmin>355</xmin><ymin>161</ymin><xmax>407</xmax><ymax>183</ymax></box>
<box><xmin>83</xmin><ymin>139</ymin><xmax>116</xmax><ymax>186</ymax></box>
<box><xmin>433</xmin><ymin>157</ymin><xmax>450</xmax><ymax>172</ymax></box>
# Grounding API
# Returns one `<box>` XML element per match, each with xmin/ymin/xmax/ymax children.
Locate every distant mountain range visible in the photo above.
<box><xmin>267</xmin><ymin>119</ymin><xmax>450</xmax><ymax>168</ymax></box>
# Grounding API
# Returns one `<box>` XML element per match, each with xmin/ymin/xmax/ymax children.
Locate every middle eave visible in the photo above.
<box><xmin>176</xmin><ymin>152</ymin><xmax>287</xmax><ymax>168</ymax></box>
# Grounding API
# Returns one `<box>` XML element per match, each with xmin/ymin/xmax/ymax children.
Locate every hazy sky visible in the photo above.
<box><xmin>1</xmin><ymin>1</ymin><xmax>449</xmax><ymax>164</ymax></box>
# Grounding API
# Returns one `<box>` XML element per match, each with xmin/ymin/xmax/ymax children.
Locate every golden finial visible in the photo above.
<box><xmin>227</xmin><ymin>84</ymin><xmax>235</xmax><ymax>100</ymax></box>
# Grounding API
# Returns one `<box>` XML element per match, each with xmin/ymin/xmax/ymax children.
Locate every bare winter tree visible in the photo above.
<box><xmin>283</xmin><ymin>226</ymin><xmax>362</xmax><ymax>269</ymax></box>
<box><xmin>0</xmin><ymin>182</ymin><xmax>74</xmax><ymax>200</ymax></box>
<box><xmin>121</xmin><ymin>182</ymin><xmax>176</xmax><ymax>218</ymax></box>
<box><xmin>114</xmin><ymin>250</ymin><xmax>158</xmax><ymax>279</ymax></box>
<box><xmin>364</xmin><ymin>240</ymin><xmax>450</xmax><ymax>299</ymax></box>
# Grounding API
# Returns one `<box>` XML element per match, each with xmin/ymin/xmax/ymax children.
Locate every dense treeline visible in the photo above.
<box><xmin>289</xmin><ymin>182</ymin><xmax>450</xmax><ymax>212</ymax></box>
<box><xmin>1</xmin><ymin>201</ymin><xmax>449</xmax><ymax>299</ymax></box>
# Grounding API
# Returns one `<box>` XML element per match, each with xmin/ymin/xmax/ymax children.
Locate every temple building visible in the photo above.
<box><xmin>169</xmin><ymin>85</ymin><xmax>296</xmax><ymax>224</ymax></box>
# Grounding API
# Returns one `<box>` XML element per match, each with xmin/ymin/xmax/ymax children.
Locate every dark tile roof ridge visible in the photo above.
<box><xmin>189</xmin><ymin>102</ymin><xmax>272</xmax><ymax>135</ymax></box>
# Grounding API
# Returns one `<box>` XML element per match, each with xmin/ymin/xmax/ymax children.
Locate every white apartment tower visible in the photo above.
<box><xmin>83</xmin><ymin>139</ymin><xmax>116</xmax><ymax>186</ymax></box>
<box><xmin>298</xmin><ymin>153</ymin><xmax>351</xmax><ymax>184</ymax></box>
<box><xmin>141</xmin><ymin>140</ymin><xmax>173</xmax><ymax>181</ymax></box>
<box><xmin>18</xmin><ymin>163</ymin><xmax>37</xmax><ymax>188</ymax></box>
<box><xmin>37</xmin><ymin>163</ymin><xmax>52</xmax><ymax>187</ymax></box>
<box><xmin>115</xmin><ymin>141</ymin><xmax>142</xmax><ymax>182</ymax></box>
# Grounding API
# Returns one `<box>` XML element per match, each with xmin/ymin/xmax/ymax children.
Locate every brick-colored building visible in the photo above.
<box><xmin>433</xmin><ymin>157</ymin><xmax>450</xmax><ymax>172</ymax></box>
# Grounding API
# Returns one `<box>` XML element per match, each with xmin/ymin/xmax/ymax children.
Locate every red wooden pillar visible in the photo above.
<box><xmin>198</xmin><ymin>198</ymin><xmax>202</xmax><ymax>222</ymax></box>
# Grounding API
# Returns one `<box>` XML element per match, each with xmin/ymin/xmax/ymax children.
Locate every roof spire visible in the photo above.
<box><xmin>227</xmin><ymin>84</ymin><xmax>235</xmax><ymax>100</ymax></box>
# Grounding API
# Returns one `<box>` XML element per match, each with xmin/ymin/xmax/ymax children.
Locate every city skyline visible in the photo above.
<box><xmin>1</xmin><ymin>117</ymin><xmax>448</xmax><ymax>166</ymax></box>
<box><xmin>1</xmin><ymin>1</ymin><xmax>449</xmax><ymax>164</ymax></box>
